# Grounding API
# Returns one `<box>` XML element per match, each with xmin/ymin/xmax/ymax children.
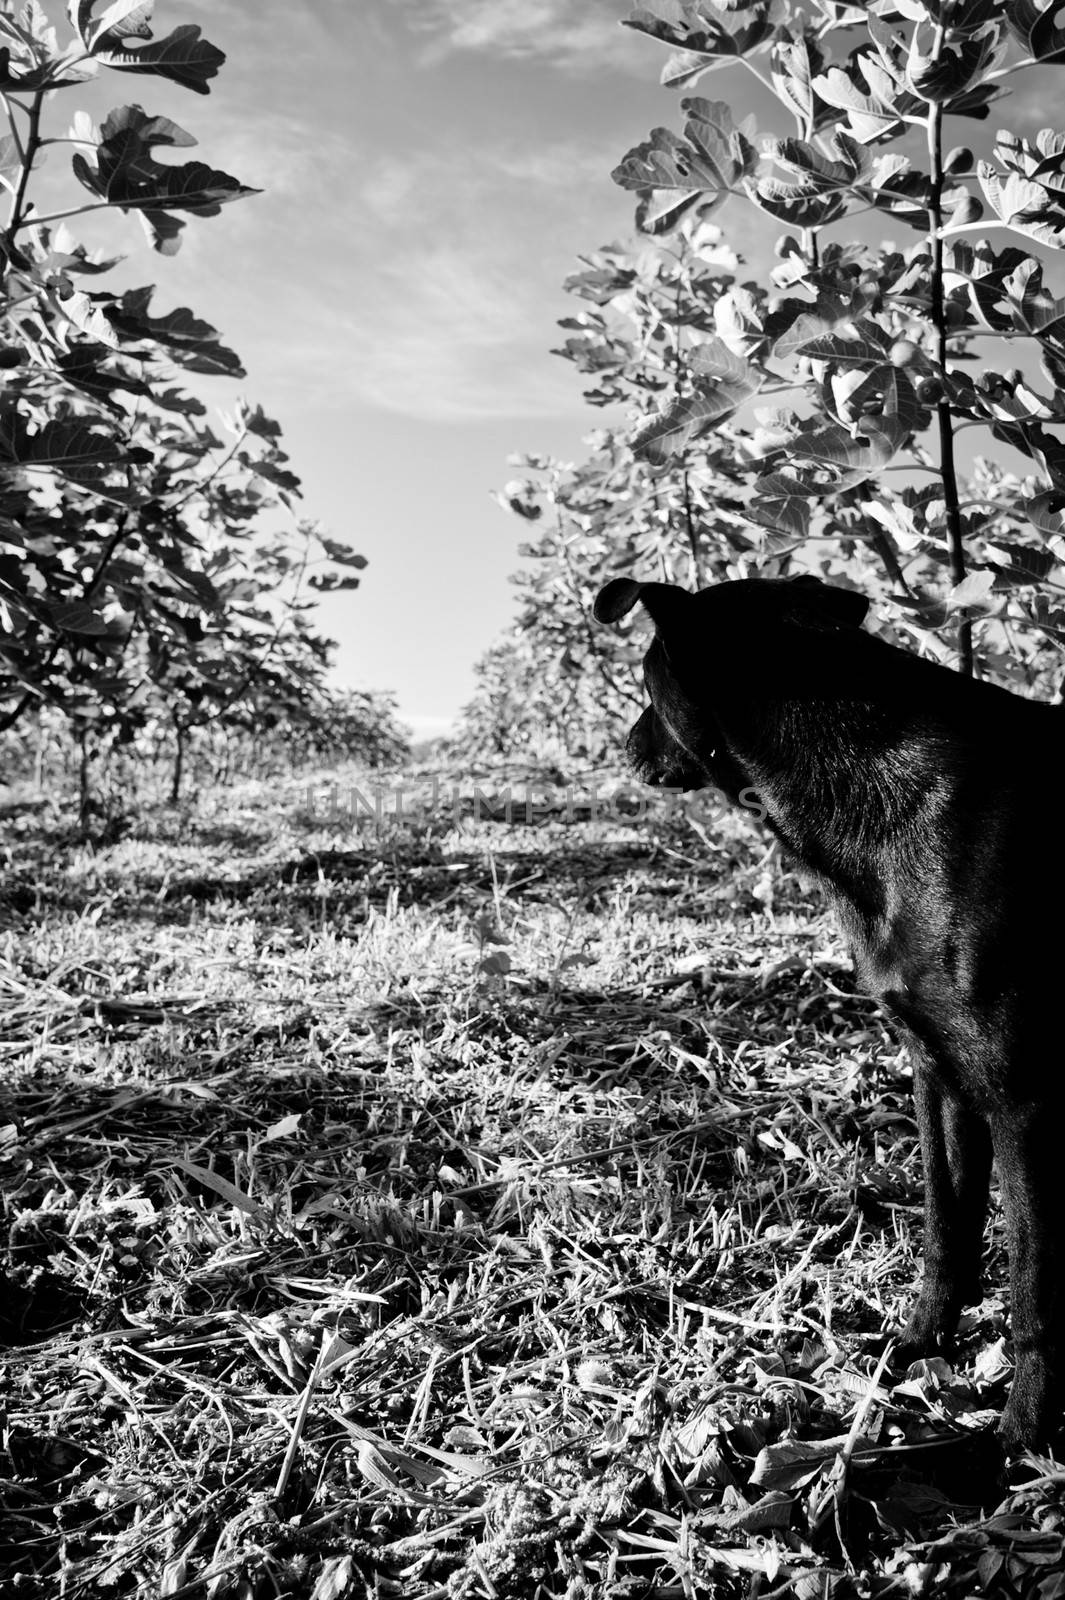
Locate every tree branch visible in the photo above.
<box><xmin>926</xmin><ymin>72</ymin><xmax>973</xmax><ymax>677</ymax></box>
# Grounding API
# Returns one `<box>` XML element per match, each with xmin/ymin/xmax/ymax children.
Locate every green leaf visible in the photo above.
<box><xmin>713</xmin><ymin>285</ymin><xmax>766</xmax><ymax>357</ymax></box>
<box><xmin>149</xmin><ymin>386</ymin><xmax>207</xmax><ymax>416</ymax></box>
<box><xmin>747</xmin><ymin>469</ymin><xmax>812</xmax><ymax>539</ymax></box>
<box><xmin>613</xmin><ymin>100</ymin><xmax>756</xmax><ymax>196</ymax></box>
<box><xmin>68</xmin><ymin>2</ymin><xmax>97</xmax><ymax>40</ymax></box>
<box><xmin>71</xmin><ymin>0</ymin><xmax>153</xmax><ymax>50</ymax></box>
<box><xmin>54</xmin><ymin>344</ymin><xmax>138</xmax><ymax>412</ymax></box>
<box><xmin>750</xmin><ymin>134</ymin><xmax>917</xmax><ymax>228</ymax></box>
<box><xmin>767</xmin><ymin>293</ymin><xmax>874</xmax><ymax>360</ymax></box>
<box><xmin>630</xmin><ymin>335</ymin><xmax>762</xmax><ymax>463</ymax></box>
<box><xmin>907</xmin><ymin>29</ymin><xmax>1000</xmax><ymax>104</ymax></box>
<box><xmin>1000</xmin><ymin>258</ymin><xmax>1065</xmax><ymax>335</ymax></box>
<box><xmin>100</xmin><ymin>101</ymin><xmax>198</xmax><ymax>150</ymax></box>
<box><xmin>911</xmin><ymin>0</ymin><xmax>1001</xmax><ymax>35</ymax></box>
<box><xmin>751</xmin><ymin>1436</ymin><xmax>842</xmax><ymax>1492</ymax></box>
<box><xmin>770</xmin><ymin>33</ymin><xmax>818</xmax><ymax>129</ymax></box>
<box><xmin>947</xmin><ymin>570</ymin><xmax>996</xmax><ymax>610</ymax></box>
<box><xmin>1005</xmin><ymin>0</ymin><xmax>1065</xmax><ymax>63</ymax></box>
<box><xmin>865</xmin><ymin>14</ymin><xmax>1002</xmax><ymax>118</ymax></box>
<box><xmin>633</xmin><ymin>188</ymin><xmax>708</xmax><ymax>234</ymax></box>
<box><xmin>95</xmin><ymin>22</ymin><xmax>225</xmax><ymax>94</ymax></box>
<box><xmin>975</xmin><ymin>373</ymin><xmax>1065</xmax><ymax>424</ymax></box>
<box><xmin>72</xmin><ymin>104</ymin><xmax>259</xmax><ymax>254</ymax></box>
<box><xmin>0</xmin><ymin>43</ymin><xmax>54</xmax><ymax>92</ymax></box>
<box><xmin>818</xmin><ymin>362</ymin><xmax>930</xmax><ymax>437</ymax></box>
<box><xmin>238</xmin><ymin>452</ymin><xmax>301</xmax><ymax>495</ymax></box>
<box><xmin>613</xmin><ymin>126</ymin><xmax>718</xmax><ymax>192</ymax></box>
<box><xmin>785</xmin><ymin>317</ymin><xmax>894</xmax><ymax>366</ymax></box>
<box><xmin>0</xmin><ymin>131</ymin><xmax>20</xmax><ymax>194</ymax></box>
<box><xmin>1026</xmin><ymin>491</ymin><xmax>1065</xmax><ymax>543</ymax></box>
<box><xmin>0</xmin><ymin>413</ymin><xmax>124</xmax><ymax>474</ymax></box>
<box><xmin>658</xmin><ymin>49</ymin><xmax>715</xmax><ymax>90</ymax></box>
<box><xmin>811</xmin><ymin>62</ymin><xmax>904</xmax><ymax>143</ymax></box>
<box><xmin>30</xmin><ymin>228</ymin><xmax>125</xmax><ymax>283</ymax></box>
<box><xmin>613</xmin><ymin>100</ymin><xmax>758</xmax><ymax>235</ymax></box>
<box><xmin>859</xmin><ymin>494</ymin><xmax>925</xmax><ymax>552</ymax></box>
<box><xmin>552</xmin><ymin>334</ymin><xmax>626</xmax><ymax>374</ymax></box>
<box><xmin>108</xmin><ymin>287</ymin><xmax>245</xmax><ymax>377</ymax></box>
<box><xmin>788</xmin><ymin>416</ymin><xmax>909</xmax><ymax>487</ymax></box>
<box><xmin>162</xmin><ymin>564</ymin><xmax>222</xmax><ymax>613</ymax></box>
<box><xmin>947</xmin><ymin>240</ymin><xmax>1035</xmax><ymax>332</ymax></box>
<box><xmin>563</xmin><ymin>260</ymin><xmax>637</xmax><ymax>304</ymax></box>
<box><xmin>0</xmin><ymin>3</ymin><xmax>58</xmax><ymax>63</ymax></box>
<box><xmin>868</xmin><ymin>168</ymin><xmax>941</xmax><ymax>230</ymax></box>
<box><xmin>240</xmin><ymin>404</ymin><xmax>283</xmax><ymax>442</ymax></box>
<box><xmin>977</xmin><ymin>131</ymin><xmax>1065</xmax><ymax>248</ymax></box>
<box><xmin>746</xmin><ymin>176</ymin><xmax>846</xmax><ymax>229</ymax></box>
<box><xmin>993</xmin><ymin>419</ymin><xmax>1065</xmax><ymax>487</ymax></box>
<box><xmin>986</xmin><ymin>540</ymin><xmax>1056</xmax><ymax>584</ymax></box>
<box><xmin>44</xmin><ymin>599</ymin><xmax>114</xmax><ymax>636</ymax></box>
<box><xmin>978</xmin><ymin>166</ymin><xmax>1059</xmax><ymax>247</ymax></box>
<box><xmin>763</xmin><ymin>132</ymin><xmax>876</xmax><ymax>191</ymax></box>
<box><xmin>316</xmin><ymin>535</ymin><xmax>368</xmax><ymax>570</ymax></box>
<box><xmin>624</xmin><ymin>2</ymin><xmax>779</xmax><ymax>90</ymax></box>
<box><xmin>307</xmin><ymin>573</ymin><xmax>361</xmax><ymax>593</ymax></box>
<box><xmin>61</xmin><ymin>288</ymin><xmax>121</xmax><ymax>347</ymax></box>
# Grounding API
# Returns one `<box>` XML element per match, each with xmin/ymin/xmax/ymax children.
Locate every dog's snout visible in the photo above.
<box><xmin>625</xmin><ymin>706</ymin><xmax>706</xmax><ymax>791</ymax></box>
<box><xmin>626</xmin><ymin>708</ymin><xmax>660</xmax><ymax>782</ymax></box>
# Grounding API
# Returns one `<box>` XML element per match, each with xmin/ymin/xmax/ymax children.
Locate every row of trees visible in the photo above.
<box><xmin>0</xmin><ymin>685</ymin><xmax>409</xmax><ymax>807</ymax></box>
<box><xmin>460</xmin><ymin>0</ymin><xmax>1065</xmax><ymax>763</ymax></box>
<box><xmin>0</xmin><ymin>2</ymin><xmax>393</xmax><ymax>815</ymax></box>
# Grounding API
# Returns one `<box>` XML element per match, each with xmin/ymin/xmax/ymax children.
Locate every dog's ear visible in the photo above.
<box><xmin>594</xmin><ymin>578</ymin><xmax>692</xmax><ymax>629</ymax></box>
<box><xmin>788</xmin><ymin>575</ymin><xmax>869</xmax><ymax>628</ymax></box>
<box><xmin>594</xmin><ymin>578</ymin><xmax>645</xmax><ymax>623</ymax></box>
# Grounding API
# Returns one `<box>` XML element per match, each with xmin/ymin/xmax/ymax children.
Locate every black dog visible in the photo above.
<box><xmin>595</xmin><ymin>571</ymin><xmax>1064</xmax><ymax>1452</ymax></box>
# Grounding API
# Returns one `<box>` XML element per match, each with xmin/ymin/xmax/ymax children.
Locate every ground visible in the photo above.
<box><xmin>2</xmin><ymin>765</ymin><xmax>1064</xmax><ymax>1599</ymax></box>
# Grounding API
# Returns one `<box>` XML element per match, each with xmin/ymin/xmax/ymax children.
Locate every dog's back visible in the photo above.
<box><xmin>597</xmin><ymin>572</ymin><xmax>1065</xmax><ymax>1449</ymax></box>
<box><xmin>758</xmin><ymin>618</ymin><xmax>1062</xmax><ymax>1102</ymax></box>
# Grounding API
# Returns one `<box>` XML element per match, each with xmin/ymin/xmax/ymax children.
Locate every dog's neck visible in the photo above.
<box><xmin>740</xmin><ymin>695</ymin><xmax>953</xmax><ymax>855</ymax></box>
<box><xmin>679</xmin><ymin>627</ymin><xmax>1038</xmax><ymax>909</ymax></box>
<box><xmin>712</xmin><ymin>670</ymin><xmax>1001</xmax><ymax>908</ymax></box>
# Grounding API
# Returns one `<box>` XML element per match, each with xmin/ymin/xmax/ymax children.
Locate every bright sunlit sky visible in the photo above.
<box><xmin>31</xmin><ymin>2</ymin><xmax>1065</xmax><ymax>737</ymax></box>
<box><xmin>31</xmin><ymin>0</ymin><xmax>778</xmax><ymax>740</ymax></box>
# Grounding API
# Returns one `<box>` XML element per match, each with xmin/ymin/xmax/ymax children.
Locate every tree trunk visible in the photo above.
<box><xmin>171</xmin><ymin>722</ymin><xmax>187</xmax><ymax>805</ymax></box>
<box><xmin>77</xmin><ymin>729</ymin><xmax>92</xmax><ymax>835</ymax></box>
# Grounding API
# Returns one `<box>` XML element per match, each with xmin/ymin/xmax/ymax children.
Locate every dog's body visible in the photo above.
<box><xmin>595</xmin><ymin>573</ymin><xmax>1064</xmax><ymax>1451</ymax></box>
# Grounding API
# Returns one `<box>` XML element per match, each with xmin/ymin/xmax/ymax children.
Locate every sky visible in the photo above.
<box><xmin>26</xmin><ymin>3</ymin><xmax>1065</xmax><ymax>738</ymax></box>
<box><xmin>33</xmin><ymin>0</ymin><xmax>709</xmax><ymax>739</ymax></box>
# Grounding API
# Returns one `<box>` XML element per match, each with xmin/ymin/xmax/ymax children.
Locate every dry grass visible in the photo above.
<box><xmin>2</xmin><ymin>766</ymin><xmax>1064</xmax><ymax>1599</ymax></box>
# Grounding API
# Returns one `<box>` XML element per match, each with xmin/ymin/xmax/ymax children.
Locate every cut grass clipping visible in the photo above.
<box><xmin>2</xmin><ymin>766</ymin><xmax>1064</xmax><ymax>1599</ymax></box>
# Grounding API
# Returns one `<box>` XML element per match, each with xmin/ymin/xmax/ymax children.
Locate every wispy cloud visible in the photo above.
<box><xmin>237</xmin><ymin>162</ymin><xmax>610</xmax><ymax>423</ymax></box>
<box><xmin>58</xmin><ymin>2</ymin><xmax>645</xmax><ymax>422</ymax></box>
<box><xmin>355</xmin><ymin>140</ymin><xmax>612</xmax><ymax>226</ymax></box>
<box><xmin>274</xmin><ymin>134</ymin><xmax>630</xmax><ymax>422</ymax></box>
<box><xmin>396</xmin><ymin>0</ymin><xmax>643</xmax><ymax>71</ymax></box>
<box><xmin>339</xmin><ymin>243</ymin><xmax>580</xmax><ymax>421</ymax></box>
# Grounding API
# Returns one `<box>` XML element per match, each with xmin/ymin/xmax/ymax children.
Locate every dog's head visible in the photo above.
<box><xmin>593</xmin><ymin>574</ymin><xmax>871</xmax><ymax>794</ymax></box>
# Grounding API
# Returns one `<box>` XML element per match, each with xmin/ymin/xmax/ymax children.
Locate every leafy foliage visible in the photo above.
<box><xmin>0</xmin><ymin>1</ymin><xmax>368</xmax><ymax>817</ymax></box>
<box><xmin>4</xmin><ymin>789</ymin><xmax>1065</xmax><ymax>1597</ymax></box>
<box><xmin>1</xmin><ymin>684</ymin><xmax>410</xmax><ymax>812</ymax></box>
<box><xmin>471</xmin><ymin>0</ymin><xmax>1065</xmax><ymax>760</ymax></box>
<box><xmin>70</xmin><ymin>103</ymin><xmax>258</xmax><ymax>253</ymax></box>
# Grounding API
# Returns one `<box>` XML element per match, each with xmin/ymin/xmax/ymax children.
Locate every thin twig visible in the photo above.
<box><xmin>925</xmin><ymin>51</ymin><xmax>973</xmax><ymax>676</ymax></box>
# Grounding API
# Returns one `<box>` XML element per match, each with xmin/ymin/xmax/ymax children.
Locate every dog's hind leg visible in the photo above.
<box><xmin>898</xmin><ymin>1057</ymin><xmax>992</xmax><ymax>1361</ymax></box>
<box><xmin>992</xmin><ymin>1107</ymin><xmax>1065</xmax><ymax>1451</ymax></box>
